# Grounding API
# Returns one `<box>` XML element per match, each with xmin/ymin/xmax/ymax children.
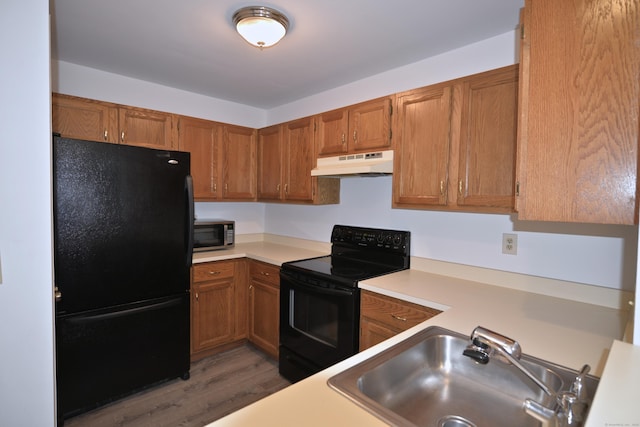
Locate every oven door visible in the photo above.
<box><xmin>279</xmin><ymin>269</ymin><xmax>359</xmax><ymax>382</ymax></box>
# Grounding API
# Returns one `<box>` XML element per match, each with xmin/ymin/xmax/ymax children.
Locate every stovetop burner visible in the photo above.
<box><xmin>281</xmin><ymin>225</ymin><xmax>411</xmax><ymax>287</ymax></box>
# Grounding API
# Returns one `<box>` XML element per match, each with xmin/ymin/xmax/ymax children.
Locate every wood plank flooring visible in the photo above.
<box><xmin>64</xmin><ymin>344</ymin><xmax>290</xmax><ymax>427</ymax></box>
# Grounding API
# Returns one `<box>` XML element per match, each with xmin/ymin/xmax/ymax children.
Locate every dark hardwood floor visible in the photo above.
<box><xmin>64</xmin><ymin>344</ymin><xmax>290</xmax><ymax>427</ymax></box>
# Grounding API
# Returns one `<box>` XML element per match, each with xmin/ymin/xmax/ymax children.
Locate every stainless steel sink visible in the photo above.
<box><xmin>328</xmin><ymin>326</ymin><xmax>599</xmax><ymax>427</ymax></box>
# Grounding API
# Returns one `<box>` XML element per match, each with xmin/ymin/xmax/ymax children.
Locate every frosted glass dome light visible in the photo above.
<box><xmin>233</xmin><ymin>6</ymin><xmax>289</xmax><ymax>49</ymax></box>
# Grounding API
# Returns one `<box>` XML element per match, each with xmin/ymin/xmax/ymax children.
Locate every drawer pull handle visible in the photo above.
<box><xmin>261</xmin><ymin>271</ymin><xmax>270</xmax><ymax>276</ymax></box>
<box><xmin>208</xmin><ymin>271</ymin><xmax>221</xmax><ymax>275</ymax></box>
<box><xmin>391</xmin><ymin>314</ymin><xmax>407</xmax><ymax>322</ymax></box>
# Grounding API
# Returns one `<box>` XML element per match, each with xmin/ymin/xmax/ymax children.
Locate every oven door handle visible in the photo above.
<box><xmin>284</xmin><ymin>278</ymin><xmax>356</xmax><ymax>297</ymax></box>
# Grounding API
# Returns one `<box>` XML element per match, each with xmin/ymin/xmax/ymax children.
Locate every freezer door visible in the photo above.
<box><xmin>55</xmin><ymin>294</ymin><xmax>190</xmax><ymax>419</ymax></box>
<box><xmin>53</xmin><ymin>137</ymin><xmax>193</xmax><ymax>313</ymax></box>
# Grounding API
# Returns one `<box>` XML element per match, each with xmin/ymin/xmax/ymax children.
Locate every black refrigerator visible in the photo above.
<box><xmin>53</xmin><ymin>136</ymin><xmax>194</xmax><ymax>421</ymax></box>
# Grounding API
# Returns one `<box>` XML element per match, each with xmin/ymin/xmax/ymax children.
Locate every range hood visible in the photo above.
<box><xmin>311</xmin><ymin>150</ymin><xmax>394</xmax><ymax>177</ymax></box>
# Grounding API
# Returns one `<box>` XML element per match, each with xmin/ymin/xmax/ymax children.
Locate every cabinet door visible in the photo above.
<box><xmin>191</xmin><ymin>280</ymin><xmax>235</xmax><ymax>353</ymax></box>
<box><xmin>359</xmin><ymin>316</ymin><xmax>397</xmax><ymax>352</ymax></box>
<box><xmin>52</xmin><ymin>94</ymin><xmax>118</xmax><ymax>143</ymax></box>
<box><xmin>220</xmin><ymin>124</ymin><xmax>257</xmax><ymax>200</ymax></box>
<box><xmin>516</xmin><ymin>0</ymin><xmax>639</xmax><ymax>224</ymax></box>
<box><xmin>349</xmin><ymin>97</ymin><xmax>392</xmax><ymax>153</ymax></box>
<box><xmin>457</xmin><ymin>65</ymin><xmax>518</xmax><ymax>210</ymax></box>
<box><xmin>118</xmin><ymin>107</ymin><xmax>174</xmax><ymax>149</ymax></box>
<box><xmin>393</xmin><ymin>84</ymin><xmax>454</xmax><ymax>207</ymax></box>
<box><xmin>178</xmin><ymin>116</ymin><xmax>218</xmax><ymax>200</ymax></box>
<box><xmin>257</xmin><ymin>124</ymin><xmax>283</xmax><ymax>201</ymax></box>
<box><xmin>316</xmin><ymin>108</ymin><xmax>349</xmax><ymax>157</ymax></box>
<box><xmin>248</xmin><ymin>260</ymin><xmax>280</xmax><ymax>358</ymax></box>
<box><xmin>283</xmin><ymin>116</ymin><xmax>316</xmax><ymax>202</ymax></box>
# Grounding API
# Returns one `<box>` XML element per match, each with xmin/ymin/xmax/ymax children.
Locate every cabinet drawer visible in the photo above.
<box><xmin>192</xmin><ymin>261</ymin><xmax>235</xmax><ymax>283</ymax></box>
<box><xmin>361</xmin><ymin>290</ymin><xmax>441</xmax><ymax>332</ymax></box>
<box><xmin>249</xmin><ymin>260</ymin><xmax>279</xmax><ymax>286</ymax></box>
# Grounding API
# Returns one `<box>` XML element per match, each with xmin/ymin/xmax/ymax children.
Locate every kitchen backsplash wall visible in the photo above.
<box><xmin>263</xmin><ymin>176</ymin><xmax>637</xmax><ymax>292</ymax></box>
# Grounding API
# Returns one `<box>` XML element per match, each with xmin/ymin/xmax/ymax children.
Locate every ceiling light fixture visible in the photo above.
<box><xmin>232</xmin><ymin>6</ymin><xmax>289</xmax><ymax>49</ymax></box>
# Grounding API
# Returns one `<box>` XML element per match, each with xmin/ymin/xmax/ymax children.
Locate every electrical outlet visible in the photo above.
<box><xmin>502</xmin><ymin>233</ymin><xmax>517</xmax><ymax>255</ymax></box>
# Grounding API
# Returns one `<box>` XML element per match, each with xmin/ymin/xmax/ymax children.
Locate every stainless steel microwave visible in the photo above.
<box><xmin>193</xmin><ymin>220</ymin><xmax>235</xmax><ymax>252</ymax></box>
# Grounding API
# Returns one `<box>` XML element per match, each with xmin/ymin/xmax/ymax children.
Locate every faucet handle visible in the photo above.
<box><xmin>569</xmin><ymin>364</ymin><xmax>590</xmax><ymax>401</ymax></box>
<box><xmin>557</xmin><ymin>391</ymin><xmax>588</xmax><ymax>426</ymax></box>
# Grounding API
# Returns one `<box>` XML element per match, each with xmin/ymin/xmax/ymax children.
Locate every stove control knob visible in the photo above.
<box><xmin>385</xmin><ymin>235</ymin><xmax>393</xmax><ymax>244</ymax></box>
<box><xmin>376</xmin><ymin>233</ymin><xmax>385</xmax><ymax>243</ymax></box>
<box><xmin>393</xmin><ymin>234</ymin><xmax>403</xmax><ymax>246</ymax></box>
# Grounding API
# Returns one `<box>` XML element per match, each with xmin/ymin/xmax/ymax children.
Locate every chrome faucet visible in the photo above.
<box><xmin>463</xmin><ymin>326</ymin><xmax>591</xmax><ymax>426</ymax></box>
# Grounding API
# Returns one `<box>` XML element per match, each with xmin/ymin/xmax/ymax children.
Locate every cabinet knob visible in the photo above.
<box><xmin>458</xmin><ymin>179</ymin><xmax>464</xmax><ymax>196</ymax></box>
<box><xmin>121</xmin><ymin>131</ymin><xmax>125</xmax><ymax>142</ymax></box>
<box><xmin>440</xmin><ymin>180</ymin><xmax>445</xmax><ymax>196</ymax></box>
<box><xmin>391</xmin><ymin>314</ymin><xmax>407</xmax><ymax>322</ymax></box>
<box><xmin>103</xmin><ymin>130</ymin><xmax>108</xmax><ymax>141</ymax></box>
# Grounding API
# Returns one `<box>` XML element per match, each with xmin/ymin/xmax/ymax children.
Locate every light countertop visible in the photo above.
<box><xmin>194</xmin><ymin>240</ymin><xmax>637</xmax><ymax>426</ymax></box>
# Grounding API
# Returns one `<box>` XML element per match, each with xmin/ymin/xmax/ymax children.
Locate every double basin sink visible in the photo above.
<box><xmin>328</xmin><ymin>326</ymin><xmax>599</xmax><ymax>427</ymax></box>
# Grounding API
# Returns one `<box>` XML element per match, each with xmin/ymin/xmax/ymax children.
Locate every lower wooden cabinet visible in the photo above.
<box><xmin>359</xmin><ymin>290</ymin><xmax>441</xmax><ymax>351</ymax></box>
<box><xmin>190</xmin><ymin>259</ymin><xmax>247</xmax><ymax>360</ymax></box>
<box><xmin>248</xmin><ymin>260</ymin><xmax>280</xmax><ymax>358</ymax></box>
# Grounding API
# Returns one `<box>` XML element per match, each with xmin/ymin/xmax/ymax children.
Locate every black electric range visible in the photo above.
<box><xmin>278</xmin><ymin>225</ymin><xmax>410</xmax><ymax>383</ymax></box>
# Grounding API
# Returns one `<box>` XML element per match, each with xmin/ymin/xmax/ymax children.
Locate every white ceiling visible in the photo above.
<box><xmin>51</xmin><ymin>0</ymin><xmax>523</xmax><ymax>109</ymax></box>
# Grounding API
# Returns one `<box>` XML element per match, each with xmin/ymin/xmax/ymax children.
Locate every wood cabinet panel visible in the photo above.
<box><xmin>283</xmin><ymin>117</ymin><xmax>315</xmax><ymax>202</ymax></box>
<box><xmin>317</xmin><ymin>97</ymin><xmax>393</xmax><ymax>157</ymax></box>
<box><xmin>349</xmin><ymin>97</ymin><xmax>393</xmax><ymax>152</ymax></box>
<box><xmin>257</xmin><ymin>117</ymin><xmax>340</xmax><ymax>205</ymax></box>
<box><xmin>178</xmin><ymin>116</ymin><xmax>217</xmax><ymax>200</ymax></box>
<box><xmin>248</xmin><ymin>260</ymin><xmax>280</xmax><ymax>358</ymax></box>
<box><xmin>257</xmin><ymin>124</ymin><xmax>283</xmax><ymax>201</ymax></box>
<box><xmin>118</xmin><ymin>107</ymin><xmax>174</xmax><ymax>149</ymax></box>
<box><xmin>52</xmin><ymin>93</ymin><xmax>118</xmax><ymax>143</ymax></box>
<box><xmin>360</xmin><ymin>290</ymin><xmax>441</xmax><ymax>351</ymax></box>
<box><xmin>221</xmin><ymin>124</ymin><xmax>257</xmax><ymax>200</ymax></box>
<box><xmin>393</xmin><ymin>66</ymin><xmax>518</xmax><ymax>213</ymax></box>
<box><xmin>190</xmin><ymin>260</ymin><xmax>242</xmax><ymax>359</ymax></box>
<box><xmin>393</xmin><ymin>83</ymin><xmax>454</xmax><ymax>207</ymax></box>
<box><xmin>317</xmin><ymin>109</ymin><xmax>349</xmax><ymax>156</ymax></box>
<box><xmin>457</xmin><ymin>65</ymin><xmax>518</xmax><ymax>210</ymax></box>
<box><xmin>516</xmin><ymin>0</ymin><xmax>639</xmax><ymax>224</ymax></box>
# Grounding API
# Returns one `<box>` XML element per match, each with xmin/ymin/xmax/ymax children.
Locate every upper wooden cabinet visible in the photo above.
<box><xmin>178</xmin><ymin>116</ymin><xmax>257</xmax><ymax>202</ymax></box>
<box><xmin>52</xmin><ymin>93</ymin><xmax>175</xmax><ymax>149</ymax></box>
<box><xmin>118</xmin><ymin>107</ymin><xmax>173</xmax><ymax>150</ymax></box>
<box><xmin>393</xmin><ymin>83</ymin><xmax>454</xmax><ymax>207</ymax></box>
<box><xmin>177</xmin><ymin>116</ymin><xmax>217</xmax><ymax>199</ymax></box>
<box><xmin>52</xmin><ymin>93</ymin><xmax>118</xmax><ymax>143</ymax></box>
<box><xmin>516</xmin><ymin>0</ymin><xmax>639</xmax><ymax>224</ymax></box>
<box><xmin>220</xmin><ymin>124</ymin><xmax>257</xmax><ymax>201</ymax></box>
<box><xmin>316</xmin><ymin>96</ymin><xmax>393</xmax><ymax>157</ymax></box>
<box><xmin>393</xmin><ymin>65</ymin><xmax>518</xmax><ymax>213</ymax></box>
<box><xmin>257</xmin><ymin>117</ymin><xmax>340</xmax><ymax>205</ymax></box>
<box><xmin>457</xmin><ymin>65</ymin><xmax>518</xmax><ymax>210</ymax></box>
<box><xmin>257</xmin><ymin>124</ymin><xmax>283</xmax><ymax>201</ymax></box>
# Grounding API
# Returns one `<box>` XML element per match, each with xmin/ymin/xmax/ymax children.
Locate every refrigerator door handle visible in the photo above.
<box><xmin>66</xmin><ymin>297</ymin><xmax>183</xmax><ymax>323</ymax></box>
<box><xmin>185</xmin><ymin>175</ymin><xmax>195</xmax><ymax>267</ymax></box>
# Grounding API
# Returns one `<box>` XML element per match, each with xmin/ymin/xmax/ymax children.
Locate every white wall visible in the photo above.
<box><xmin>53</xmin><ymin>30</ymin><xmax>638</xmax><ymax>293</ymax></box>
<box><xmin>0</xmin><ymin>0</ymin><xmax>56</xmax><ymax>425</ymax></box>
<box><xmin>265</xmin><ymin>177</ymin><xmax>637</xmax><ymax>292</ymax></box>
<box><xmin>52</xmin><ymin>61</ymin><xmax>266</xmax><ymax>128</ymax></box>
